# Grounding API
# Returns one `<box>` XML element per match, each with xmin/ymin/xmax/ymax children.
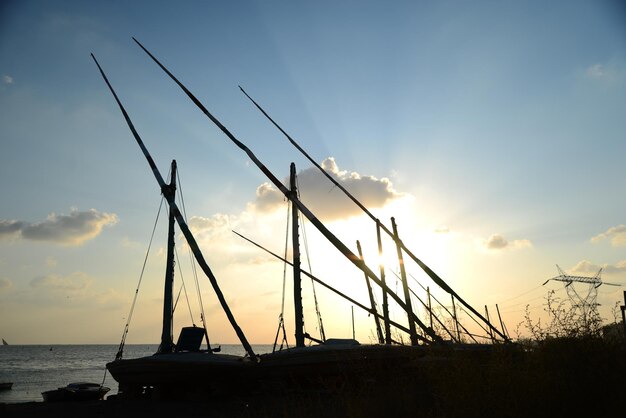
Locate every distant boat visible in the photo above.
<box><xmin>2</xmin><ymin>338</ymin><xmax>8</xmax><ymax>345</ymax></box>
<box><xmin>42</xmin><ymin>382</ymin><xmax>110</xmax><ymax>402</ymax></box>
<box><xmin>0</xmin><ymin>382</ymin><xmax>13</xmax><ymax>391</ymax></box>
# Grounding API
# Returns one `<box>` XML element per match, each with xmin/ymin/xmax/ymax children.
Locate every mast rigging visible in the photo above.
<box><xmin>238</xmin><ymin>86</ymin><xmax>509</xmax><ymax>342</ymax></box>
<box><xmin>132</xmin><ymin>37</ymin><xmax>441</xmax><ymax>344</ymax></box>
<box><xmin>91</xmin><ymin>53</ymin><xmax>256</xmax><ymax>359</ymax></box>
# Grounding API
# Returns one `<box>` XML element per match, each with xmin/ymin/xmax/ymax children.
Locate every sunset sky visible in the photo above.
<box><xmin>1</xmin><ymin>0</ymin><xmax>625</xmax><ymax>345</ymax></box>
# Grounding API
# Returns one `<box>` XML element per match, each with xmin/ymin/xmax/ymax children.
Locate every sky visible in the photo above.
<box><xmin>0</xmin><ymin>0</ymin><xmax>625</xmax><ymax>345</ymax></box>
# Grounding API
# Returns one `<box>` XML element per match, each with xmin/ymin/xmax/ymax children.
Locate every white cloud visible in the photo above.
<box><xmin>482</xmin><ymin>233</ymin><xmax>532</xmax><ymax>251</ymax></box>
<box><xmin>121</xmin><ymin>237</ymin><xmax>140</xmax><ymax>248</ymax></box>
<box><xmin>586</xmin><ymin>64</ymin><xmax>605</xmax><ymax>79</ymax></box>
<box><xmin>591</xmin><ymin>225</ymin><xmax>626</xmax><ymax>247</ymax></box>
<box><xmin>584</xmin><ymin>61</ymin><xmax>626</xmax><ymax>85</ymax></box>
<box><xmin>249</xmin><ymin>157</ymin><xmax>401</xmax><ymax>220</ymax></box>
<box><xmin>30</xmin><ymin>272</ymin><xmax>94</xmax><ymax>292</ymax></box>
<box><xmin>571</xmin><ymin>259</ymin><xmax>626</xmax><ymax>277</ymax></box>
<box><xmin>2</xmin><ymin>75</ymin><xmax>13</xmax><ymax>85</ymax></box>
<box><xmin>0</xmin><ymin>208</ymin><xmax>117</xmax><ymax>246</ymax></box>
<box><xmin>26</xmin><ymin>271</ymin><xmax>128</xmax><ymax>310</ymax></box>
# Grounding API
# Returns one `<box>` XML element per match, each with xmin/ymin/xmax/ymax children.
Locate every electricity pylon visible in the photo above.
<box><xmin>543</xmin><ymin>265</ymin><xmax>621</xmax><ymax>329</ymax></box>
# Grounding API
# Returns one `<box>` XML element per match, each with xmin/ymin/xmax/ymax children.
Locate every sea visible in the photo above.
<box><xmin>0</xmin><ymin>344</ymin><xmax>273</xmax><ymax>404</ymax></box>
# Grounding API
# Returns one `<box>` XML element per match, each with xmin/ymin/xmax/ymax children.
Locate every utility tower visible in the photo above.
<box><xmin>543</xmin><ymin>265</ymin><xmax>621</xmax><ymax>327</ymax></box>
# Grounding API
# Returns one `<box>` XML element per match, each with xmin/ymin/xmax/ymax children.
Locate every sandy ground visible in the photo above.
<box><xmin>1</xmin><ymin>399</ymin><xmax>275</xmax><ymax>418</ymax></box>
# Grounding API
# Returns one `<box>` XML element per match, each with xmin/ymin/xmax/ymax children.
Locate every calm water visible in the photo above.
<box><xmin>0</xmin><ymin>344</ymin><xmax>272</xmax><ymax>403</ymax></box>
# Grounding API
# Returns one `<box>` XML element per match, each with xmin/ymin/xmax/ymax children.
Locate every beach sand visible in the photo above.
<box><xmin>1</xmin><ymin>398</ymin><xmax>275</xmax><ymax>418</ymax></box>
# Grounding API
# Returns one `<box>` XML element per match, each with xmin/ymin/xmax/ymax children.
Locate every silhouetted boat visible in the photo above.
<box><xmin>42</xmin><ymin>382</ymin><xmax>110</xmax><ymax>402</ymax></box>
<box><xmin>2</xmin><ymin>338</ymin><xmax>8</xmax><ymax>345</ymax></box>
<box><xmin>0</xmin><ymin>382</ymin><xmax>13</xmax><ymax>390</ymax></box>
<box><xmin>94</xmin><ymin>41</ymin><xmax>510</xmax><ymax>399</ymax></box>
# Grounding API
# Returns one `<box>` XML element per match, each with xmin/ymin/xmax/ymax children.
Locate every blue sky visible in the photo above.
<box><xmin>0</xmin><ymin>0</ymin><xmax>624</xmax><ymax>344</ymax></box>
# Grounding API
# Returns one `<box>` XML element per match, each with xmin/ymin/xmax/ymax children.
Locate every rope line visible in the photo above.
<box><xmin>115</xmin><ymin>196</ymin><xmax>165</xmax><ymax>360</ymax></box>
<box><xmin>176</xmin><ymin>169</ymin><xmax>210</xmax><ymax>348</ymax></box>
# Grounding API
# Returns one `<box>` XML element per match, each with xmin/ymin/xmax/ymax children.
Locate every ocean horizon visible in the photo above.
<box><xmin>0</xmin><ymin>344</ymin><xmax>273</xmax><ymax>403</ymax></box>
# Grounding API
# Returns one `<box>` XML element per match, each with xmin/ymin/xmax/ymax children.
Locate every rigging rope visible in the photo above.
<box><xmin>115</xmin><ymin>196</ymin><xmax>165</xmax><ymax>360</ymax></box>
<box><xmin>173</xmin><ymin>245</ymin><xmax>196</xmax><ymax>325</ymax></box>
<box><xmin>296</xmin><ymin>174</ymin><xmax>325</xmax><ymax>342</ymax></box>
<box><xmin>273</xmin><ymin>198</ymin><xmax>291</xmax><ymax>353</ymax></box>
<box><xmin>176</xmin><ymin>169</ymin><xmax>211</xmax><ymax>349</ymax></box>
<box><xmin>407</xmin><ymin>272</ymin><xmax>483</xmax><ymax>342</ymax></box>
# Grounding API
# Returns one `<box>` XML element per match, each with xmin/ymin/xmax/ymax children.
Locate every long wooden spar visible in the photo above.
<box><xmin>232</xmin><ymin>231</ymin><xmax>416</xmax><ymax>338</ymax></box>
<box><xmin>91</xmin><ymin>54</ymin><xmax>257</xmax><ymax>359</ymax></box>
<box><xmin>238</xmin><ymin>87</ymin><xmax>510</xmax><ymax>343</ymax></box>
<box><xmin>132</xmin><ymin>37</ymin><xmax>441</xmax><ymax>344</ymax></box>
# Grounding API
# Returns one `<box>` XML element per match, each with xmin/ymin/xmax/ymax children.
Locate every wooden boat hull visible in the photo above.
<box><xmin>106</xmin><ymin>344</ymin><xmax>437</xmax><ymax>399</ymax></box>
<box><xmin>42</xmin><ymin>383</ymin><xmax>110</xmax><ymax>402</ymax></box>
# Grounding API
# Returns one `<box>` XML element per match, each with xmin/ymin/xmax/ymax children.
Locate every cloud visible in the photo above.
<box><xmin>570</xmin><ymin>260</ymin><xmax>626</xmax><ymax>277</ymax></box>
<box><xmin>2</xmin><ymin>75</ymin><xmax>13</xmax><ymax>85</ymax></box>
<box><xmin>584</xmin><ymin>61</ymin><xmax>626</xmax><ymax>85</ymax></box>
<box><xmin>0</xmin><ymin>277</ymin><xmax>12</xmax><ymax>290</ymax></box>
<box><xmin>188</xmin><ymin>213</ymin><xmax>232</xmax><ymax>243</ymax></box>
<box><xmin>27</xmin><ymin>271</ymin><xmax>128</xmax><ymax>310</ymax></box>
<box><xmin>30</xmin><ymin>272</ymin><xmax>94</xmax><ymax>292</ymax></box>
<box><xmin>483</xmin><ymin>233</ymin><xmax>532</xmax><ymax>251</ymax></box>
<box><xmin>121</xmin><ymin>237</ymin><xmax>140</xmax><ymax>248</ymax></box>
<box><xmin>0</xmin><ymin>208</ymin><xmax>117</xmax><ymax>245</ymax></box>
<box><xmin>591</xmin><ymin>225</ymin><xmax>626</xmax><ymax>247</ymax></box>
<box><xmin>249</xmin><ymin>157</ymin><xmax>402</xmax><ymax>220</ymax></box>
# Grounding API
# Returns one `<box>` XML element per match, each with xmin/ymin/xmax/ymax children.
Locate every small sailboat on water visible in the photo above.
<box><xmin>2</xmin><ymin>338</ymin><xmax>8</xmax><ymax>345</ymax></box>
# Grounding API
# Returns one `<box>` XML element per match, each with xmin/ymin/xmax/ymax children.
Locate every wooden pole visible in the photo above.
<box><xmin>237</xmin><ymin>84</ymin><xmax>510</xmax><ymax>343</ymax></box>
<box><xmin>351</xmin><ymin>306</ymin><xmax>355</xmax><ymax>340</ymax></box>
<box><xmin>621</xmin><ymin>291</ymin><xmax>625</xmax><ymax>337</ymax></box>
<box><xmin>131</xmin><ymin>39</ymin><xmax>440</xmax><ymax>343</ymax></box>
<box><xmin>451</xmin><ymin>295</ymin><xmax>461</xmax><ymax>342</ymax></box>
<box><xmin>92</xmin><ymin>55</ymin><xmax>256</xmax><ymax>358</ymax></box>
<box><xmin>495</xmin><ymin>303</ymin><xmax>508</xmax><ymax>339</ymax></box>
<box><xmin>290</xmin><ymin>163</ymin><xmax>305</xmax><ymax>348</ymax></box>
<box><xmin>485</xmin><ymin>305</ymin><xmax>495</xmax><ymax>343</ymax></box>
<box><xmin>158</xmin><ymin>160</ymin><xmax>177</xmax><ymax>354</ymax></box>
<box><xmin>376</xmin><ymin>221</ymin><xmax>392</xmax><ymax>344</ymax></box>
<box><xmin>232</xmin><ymin>230</ymin><xmax>416</xmax><ymax>336</ymax></box>
<box><xmin>391</xmin><ymin>217</ymin><xmax>419</xmax><ymax>346</ymax></box>
<box><xmin>357</xmin><ymin>240</ymin><xmax>384</xmax><ymax>344</ymax></box>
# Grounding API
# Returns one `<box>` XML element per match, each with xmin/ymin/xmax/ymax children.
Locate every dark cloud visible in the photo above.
<box><xmin>251</xmin><ymin>157</ymin><xmax>401</xmax><ymax>220</ymax></box>
<box><xmin>0</xmin><ymin>208</ymin><xmax>117</xmax><ymax>246</ymax></box>
<box><xmin>483</xmin><ymin>233</ymin><xmax>532</xmax><ymax>251</ymax></box>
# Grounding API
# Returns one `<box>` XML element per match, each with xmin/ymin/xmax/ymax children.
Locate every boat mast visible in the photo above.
<box><xmin>356</xmin><ymin>240</ymin><xmax>384</xmax><ymax>344</ymax></box>
<box><xmin>290</xmin><ymin>163</ymin><xmax>305</xmax><ymax>348</ymax></box>
<box><xmin>376</xmin><ymin>221</ymin><xmax>392</xmax><ymax>344</ymax></box>
<box><xmin>238</xmin><ymin>87</ymin><xmax>510</xmax><ymax>343</ymax></box>
<box><xmin>132</xmin><ymin>38</ymin><xmax>439</xmax><ymax>344</ymax></box>
<box><xmin>233</xmin><ymin>230</ymin><xmax>416</xmax><ymax>336</ymax></box>
<box><xmin>391</xmin><ymin>217</ymin><xmax>419</xmax><ymax>346</ymax></box>
<box><xmin>91</xmin><ymin>55</ymin><xmax>256</xmax><ymax>359</ymax></box>
<box><xmin>159</xmin><ymin>160</ymin><xmax>177</xmax><ymax>354</ymax></box>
